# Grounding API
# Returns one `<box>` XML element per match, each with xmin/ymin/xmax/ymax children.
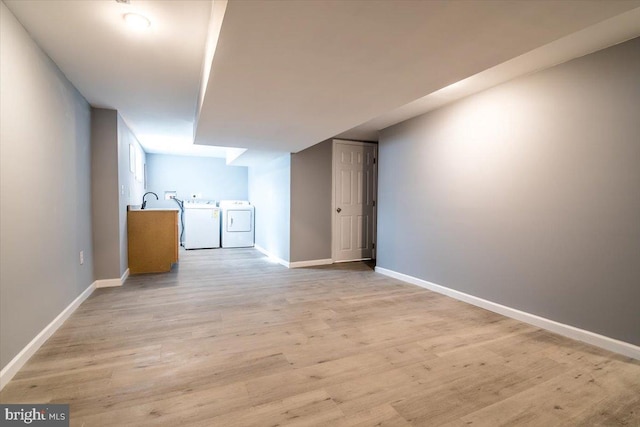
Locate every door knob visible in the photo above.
<box><xmin>336</xmin><ymin>207</ymin><xmax>342</xmax><ymax>213</ymax></box>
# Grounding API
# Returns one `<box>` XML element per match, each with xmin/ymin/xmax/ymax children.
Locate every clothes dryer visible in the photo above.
<box><xmin>220</xmin><ymin>200</ymin><xmax>254</xmax><ymax>248</ymax></box>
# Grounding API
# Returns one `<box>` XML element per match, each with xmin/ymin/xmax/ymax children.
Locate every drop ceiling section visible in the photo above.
<box><xmin>194</xmin><ymin>0</ymin><xmax>640</xmax><ymax>154</ymax></box>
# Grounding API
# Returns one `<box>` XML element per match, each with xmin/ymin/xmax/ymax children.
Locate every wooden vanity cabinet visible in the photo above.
<box><xmin>127</xmin><ymin>209</ymin><xmax>178</xmax><ymax>274</ymax></box>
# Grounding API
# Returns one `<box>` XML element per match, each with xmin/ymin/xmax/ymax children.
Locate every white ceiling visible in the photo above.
<box><xmin>4</xmin><ymin>0</ymin><xmax>217</xmax><ymax>156</ymax></box>
<box><xmin>339</xmin><ymin>5</ymin><xmax>640</xmax><ymax>141</ymax></box>
<box><xmin>5</xmin><ymin>0</ymin><xmax>640</xmax><ymax>163</ymax></box>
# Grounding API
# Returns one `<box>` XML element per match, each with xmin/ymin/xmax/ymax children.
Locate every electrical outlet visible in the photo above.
<box><xmin>80</xmin><ymin>251</ymin><xmax>84</xmax><ymax>265</ymax></box>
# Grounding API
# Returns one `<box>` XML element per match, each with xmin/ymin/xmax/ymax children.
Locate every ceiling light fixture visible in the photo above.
<box><xmin>123</xmin><ymin>13</ymin><xmax>151</xmax><ymax>30</ymax></box>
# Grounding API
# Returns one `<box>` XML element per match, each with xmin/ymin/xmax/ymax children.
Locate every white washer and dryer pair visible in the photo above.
<box><xmin>220</xmin><ymin>200</ymin><xmax>255</xmax><ymax>248</ymax></box>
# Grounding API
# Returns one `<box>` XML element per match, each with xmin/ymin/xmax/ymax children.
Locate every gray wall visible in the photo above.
<box><xmin>378</xmin><ymin>37</ymin><xmax>640</xmax><ymax>345</ymax></box>
<box><xmin>290</xmin><ymin>139</ymin><xmax>333</xmax><ymax>262</ymax></box>
<box><xmin>146</xmin><ymin>153</ymin><xmax>248</xmax><ymax>208</ymax></box>
<box><xmin>248</xmin><ymin>154</ymin><xmax>291</xmax><ymax>261</ymax></box>
<box><xmin>0</xmin><ymin>2</ymin><xmax>94</xmax><ymax>369</ymax></box>
<box><xmin>91</xmin><ymin>109</ymin><xmax>120</xmax><ymax>280</ymax></box>
<box><xmin>117</xmin><ymin>115</ymin><xmax>146</xmax><ymax>276</ymax></box>
<box><xmin>91</xmin><ymin>109</ymin><xmax>146</xmax><ymax>279</ymax></box>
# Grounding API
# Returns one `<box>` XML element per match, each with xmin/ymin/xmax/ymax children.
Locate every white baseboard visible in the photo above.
<box><xmin>121</xmin><ymin>268</ymin><xmax>129</xmax><ymax>284</ymax></box>
<box><xmin>255</xmin><ymin>246</ymin><xmax>333</xmax><ymax>269</ymax></box>
<box><xmin>375</xmin><ymin>266</ymin><xmax>640</xmax><ymax>360</ymax></box>
<box><xmin>0</xmin><ymin>281</ymin><xmax>96</xmax><ymax>390</ymax></box>
<box><xmin>289</xmin><ymin>258</ymin><xmax>333</xmax><ymax>269</ymax></box>
<box><xmin>94</xmin><ymin>268</ymin><xmax>129</xmax><ymax>288</ymax></box>
<box><xmin>94</xmin><ymin>278</ymin><xmax>120</xmax><ymax>288</ymax></box>
<box><xmin>254</xmin><ymin>245</ymin><xmax>290</xmax><ymax>268</ymax></box>
<box><xmin>334</xmin><ymin>258</ymin><xmax>372</xmax><ymax>264</ymax></box>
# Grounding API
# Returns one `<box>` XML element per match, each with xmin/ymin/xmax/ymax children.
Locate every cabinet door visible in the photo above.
<box><xmin>227</xmin><ymin>210</ymin><xmax>252</xmax><ymax>232</ymax></box>
<box><xmin>128</xmin><ymin>210</ymin><xmax>178</xmax><ymax>274</ymax></box>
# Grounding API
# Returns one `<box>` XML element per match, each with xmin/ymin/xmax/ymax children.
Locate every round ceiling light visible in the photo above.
<box><xmin>123</xmin><ymin>13</ymin><xmax>151</xmax><ymax>30</ymax></box>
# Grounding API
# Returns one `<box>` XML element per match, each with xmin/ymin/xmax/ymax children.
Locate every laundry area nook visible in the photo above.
<box><xmin>126</xmin><ymin>153</ymin><xmax>257</xmax><ymax>273</ymax></box>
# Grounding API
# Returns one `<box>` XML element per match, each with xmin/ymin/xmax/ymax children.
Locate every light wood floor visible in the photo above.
<box><xmin>1</xmin><ymin>248</ymin><xmax>639</xmax><ymax>426</ymax></box>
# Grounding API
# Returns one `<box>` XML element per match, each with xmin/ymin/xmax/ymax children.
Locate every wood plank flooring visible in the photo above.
<box><xmin>1</xmin><ymin>248</ymin><xmax>639</xmax><ymax>426</ymax></box>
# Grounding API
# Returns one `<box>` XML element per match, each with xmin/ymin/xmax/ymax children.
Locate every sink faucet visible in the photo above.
<box><xmin>141</xmin><ymin>192</ymin><xmax>159</xmax><ymax>210</ymax></box>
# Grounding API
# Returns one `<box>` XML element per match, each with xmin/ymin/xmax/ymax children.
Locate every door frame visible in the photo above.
<box><xmin>331</xmin><ymin>139</ymin><xmax>378</xmax><ymax>263</ymax></box>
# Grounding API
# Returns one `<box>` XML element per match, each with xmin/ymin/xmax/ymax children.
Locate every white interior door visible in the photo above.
<box><xmin>333</xmin><ymin>140</ymin><xmax>377</xmax><ymax>262</ymax></box>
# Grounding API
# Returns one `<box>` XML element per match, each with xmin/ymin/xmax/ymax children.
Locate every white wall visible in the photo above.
<box><xmin>378</xmin><ymin>37</ymin><xmax>640</xmax><ymax>346</ymax></box>
<box><xmin>146</xmin><ymin>153</ymin><xmax>248</xmax><ymax>208</ymax></box>
<box><xmin>249</xmin><ymin>154</ymin><xmax>291</xmax><ymax>261</ymax></box>
<box><xmin>0</xmin><ymin>2</ymin><xmax>94</xmax><ymax>370</ymax></box>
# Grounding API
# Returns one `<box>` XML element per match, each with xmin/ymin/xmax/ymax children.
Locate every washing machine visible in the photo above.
<box><xmin>220</xmin><ymin>200</ymin><xmax>254</xmax><ymax>248</ymax></box>
<box><xmin>184</xmin><ymin>201</ymin><xmax>220</xmax><ymax>249</ymax></box>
